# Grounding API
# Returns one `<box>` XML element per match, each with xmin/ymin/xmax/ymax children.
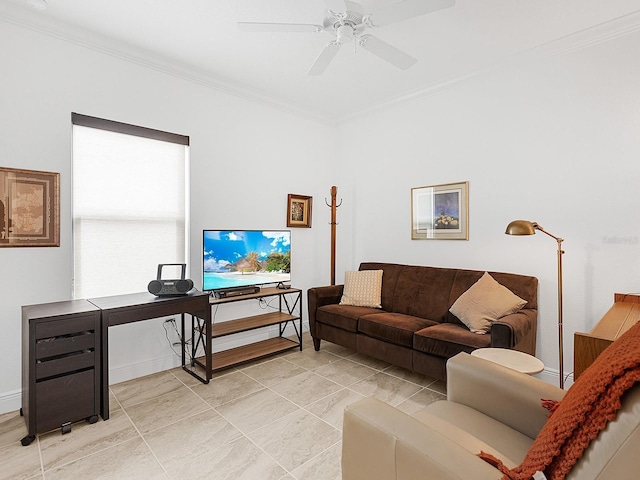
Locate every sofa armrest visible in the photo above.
<box><xmin>447</xmin><ymin>352</ymin><xmax>564</xmax><ymax>439</ymax></box>
<box><xmin>490</xmin><ymin>309</ymin><xmax>536</xmax><ymax>349</ymax></box>
<box><xmin>343</xmin><ymin>397</ymin><xmax>504</xmax><ymax>480</ymax></box>
<box><xmin>307</xmin><ymin>284</ymin><xmax>344</xmax><ymax>333</ymax></box>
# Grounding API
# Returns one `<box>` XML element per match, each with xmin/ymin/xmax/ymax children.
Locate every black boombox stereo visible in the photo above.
<box><xmin>147</xmin><ymin>264</ymin><xmax>194</xmax><ymax>296</ymax></box>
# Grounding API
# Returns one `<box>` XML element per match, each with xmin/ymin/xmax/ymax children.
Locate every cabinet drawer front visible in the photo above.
<box><xmin>35</xmin><ymin>314</ymin><xmax>98</xmax><ymax>339</ymax></box>
<box><xmin>36</xmin><ymin>332</ymin><xmax>95</xmax><ymax>360</ymax></box>
<box><xmin>36</xmin><ymin>351</ymin><xmax>95</xmax><ymax>380</ymax></box>
<box><xmin>35</xmin><ymin>370</ymin><xmax>96</xmax><ymax>433</ymax></box>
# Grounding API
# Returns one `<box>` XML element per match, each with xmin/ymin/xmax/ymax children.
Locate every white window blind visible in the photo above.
<box><xmin>72</xmin><ymin>114</ymin><xmax>189</xmax><ymax>299</ymax></box>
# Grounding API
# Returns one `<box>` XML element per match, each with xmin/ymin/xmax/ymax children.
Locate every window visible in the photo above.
<box><xmin>72</xmin><ymin>113</ymin><xmax>189</xmax><ymax>299</ymax></box>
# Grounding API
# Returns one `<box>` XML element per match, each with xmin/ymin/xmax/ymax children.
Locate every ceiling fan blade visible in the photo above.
<box><xmin>359</xmin><ymin>35</ymin><xmax>417</xmax><ymax>70</ymax></box>
<box><xmin>368</xmin><ymin>0</ymin><xmax>455</xmax><ymax>27</ymax></box>
<box><xmin>307</xmin><ymin>42</ymin><xmax>341</xmax><ymax>76</ymax></box>
<box><xmin>238</xmin><ymin>22</ymin><xmax>323</xmax><ymax>33</ymax></box>
<box><xmin>321</xmin><ymin>0</ymin><xmax>348</xmax><ymax>12</ymax></box>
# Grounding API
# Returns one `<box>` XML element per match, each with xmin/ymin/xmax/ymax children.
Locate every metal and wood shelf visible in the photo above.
<box><xmin>192</xmin><ymin>287</ymin><xmax>302</xmax><ymax>373</ymax></box>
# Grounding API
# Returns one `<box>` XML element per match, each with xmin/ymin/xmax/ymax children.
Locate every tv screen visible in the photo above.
<box><xmin>202</xmin><ymin>230</ymin><xmax>291</xmax><ymax>291</ymax></box>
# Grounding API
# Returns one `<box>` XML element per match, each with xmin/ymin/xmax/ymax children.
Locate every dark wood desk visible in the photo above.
<box><xmin>88</xmin><ymin>291</ymin><xmax>211</xmax><ymax>420</ymax></box>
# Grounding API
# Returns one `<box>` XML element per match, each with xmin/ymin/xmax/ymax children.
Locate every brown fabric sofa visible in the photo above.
<box><xmin>307</xmin><ymin>262</ymin><xmax>538</xmax><ymax>380</ymax></box>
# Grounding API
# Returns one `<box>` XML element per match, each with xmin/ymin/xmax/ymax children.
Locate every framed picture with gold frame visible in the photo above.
<box><xmin>287</xmin><ymin>194</ymin><xmax>312</xmax><ymax>228</ymax></box>
<box><xmin>411</xmin><ymin>181</ymin><xmax>468</xmax><ymax>240</ymax></box>
<box><xmin>0</xmin><ymin>167</ymin><xmax>60</xmax><ymax>247</ymax></box>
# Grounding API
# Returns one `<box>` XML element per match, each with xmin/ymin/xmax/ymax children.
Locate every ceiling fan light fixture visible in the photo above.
<box><xmin>335</xmin><ymin>24</ymin><xmax>354</xmax><ymax>45</ymax></box>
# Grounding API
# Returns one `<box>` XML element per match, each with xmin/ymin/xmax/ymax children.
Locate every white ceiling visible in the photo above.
<box><xmin>3</xmin><ymin>0</ymin><xmax>640</xmax><ymax>124</ymax></box>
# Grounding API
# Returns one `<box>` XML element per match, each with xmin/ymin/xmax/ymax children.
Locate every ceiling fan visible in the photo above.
<box><xmin>238</xmin><ymin>0</ymin><xmax>455</xmax><ymax>75</ymax></box>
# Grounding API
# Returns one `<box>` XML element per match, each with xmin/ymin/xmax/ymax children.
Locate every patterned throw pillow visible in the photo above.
<box><xmin>449</xmin><ymin>272</ymin><xmax>527</xmax><ymax>334</ymax></box>
<box><xmin>339</xmin><ymin>270</ymin><xmax>383</xmax><ymax>308</ymax></box>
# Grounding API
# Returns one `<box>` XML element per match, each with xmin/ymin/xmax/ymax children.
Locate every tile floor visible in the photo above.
<box><xmin>0</xmin><ymin>333</ymin><xmax>446</xmax><ymax>479</ymax></box>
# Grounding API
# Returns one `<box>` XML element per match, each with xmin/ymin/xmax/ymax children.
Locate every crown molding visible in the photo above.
<box><xmin>544</xmin><ymin>9</ymin><xmax>640</xmax><ymax>58</ymax></box>
<box><xmin>2</xmin><ymin>2</ymin><xmax>639</xmax><ymax>127</ymax></box>
<box><xmin>337</xmin><ymin>9</ymin><xmax>640</xmax><ymax>125</ymax></box>
<box><xmin>0</xmin><ymin>2</ymin><xmax>337</xmax><ymax>127</ymax></box>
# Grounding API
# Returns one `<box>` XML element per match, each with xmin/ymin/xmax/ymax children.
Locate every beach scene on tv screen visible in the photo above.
<box><xmin>203</xmin><ymin>230</ymin><xmax>291</xmax><ymax>290</ymax></box>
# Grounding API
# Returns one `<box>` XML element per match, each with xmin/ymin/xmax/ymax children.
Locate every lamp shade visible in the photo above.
<box><xmin>505</xmin><ymin>220</ymin><xmax>536</xmax><ymax>236</ymax></box>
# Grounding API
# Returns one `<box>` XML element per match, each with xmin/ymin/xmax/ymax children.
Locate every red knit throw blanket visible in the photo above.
<box><xmin>479</xmin><ymin>320</ymin><xmax>640</xmax><ymax>480</ymax></box>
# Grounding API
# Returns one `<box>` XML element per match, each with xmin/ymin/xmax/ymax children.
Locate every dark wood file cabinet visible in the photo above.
<box><xmin>21</xmin><ymin>300</ymin><xmax>101</xmax><ymax>446</ymax></box>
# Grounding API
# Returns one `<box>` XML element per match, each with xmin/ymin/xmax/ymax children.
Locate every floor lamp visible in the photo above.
<box><xmin>505</xmin><ymin>220</ymin><xmax>565</xmax><ymax>389</ymax></box>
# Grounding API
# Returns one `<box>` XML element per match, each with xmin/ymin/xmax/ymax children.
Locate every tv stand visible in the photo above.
<box><xmin>195</xmin><ymin>287</ymin><xmax>302</xmax><ymax>372</ymax></box>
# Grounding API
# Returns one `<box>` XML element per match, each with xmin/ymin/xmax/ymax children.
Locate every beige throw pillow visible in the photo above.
<box><xmin>339</xmin><ymin>270</ymin><xmax>383</xmax><ymax>308</ymax></box>
<box><xmin>449</xmin><ymin>272</ymin><xmax>527</xmax><ymax>334</ymax></box>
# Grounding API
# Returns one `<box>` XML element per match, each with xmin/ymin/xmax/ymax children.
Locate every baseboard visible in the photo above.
<box><xmin>535</xmin><ymin>367</ymin><xmax>574</xmax><ymax>389</ymax></box>
<box><xmin>108</xmin><ymin>353</ymin><xmax>182</xmax><ymax>385</ymax></box>
<box><xmin>0</xmin><ymin>388</ymin><xmax>21</xmax><ymax>415</ymax></box>
<box><xmin>106</xmin><ymin>321</ymin><xmax>310</xmax><ymax>385</ymax></box>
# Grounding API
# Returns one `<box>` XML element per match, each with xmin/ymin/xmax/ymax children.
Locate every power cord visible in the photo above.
<box><xmin>163</xmin><ymin>318</ymin><xmax>184</xmax><ymax>359</ymax></box>
<box><xmin>162</xmin><ymin>316</ymin><xmax>207</xmax><ymax>362</ymax></box>
<box><xmin>258</xmin><ymin>296</ymin><xmax>279</xmax><ymax>311</ymax></box>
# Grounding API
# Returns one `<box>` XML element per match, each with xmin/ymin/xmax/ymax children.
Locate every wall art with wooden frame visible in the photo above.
<box><xmin>0</xmin><ymin>167</ymin><xmax>60</xmax><ymax>247</ymax></box>
<box><xmin>287</xmin><ymin>194</ymin><xmax>312</xmax><ymax>228</ymax></box>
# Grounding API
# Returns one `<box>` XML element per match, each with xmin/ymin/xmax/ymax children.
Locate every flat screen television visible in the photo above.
<box><xmin>202</xmin><ymin>229</ymin><xmax>291</xmax><ymax>292</ymax></box>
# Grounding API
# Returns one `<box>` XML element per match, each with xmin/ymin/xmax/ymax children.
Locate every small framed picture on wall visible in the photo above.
<box><xmin>287</xmin><ymin>194</ymin><xmax>312</xmax><ymax>228</ymax></box>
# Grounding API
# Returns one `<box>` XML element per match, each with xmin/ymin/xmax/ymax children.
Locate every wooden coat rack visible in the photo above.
<box><xmin>325</xmin><ymin>186</ymin><xmax>342</xmax><ymax>285</ymax></box>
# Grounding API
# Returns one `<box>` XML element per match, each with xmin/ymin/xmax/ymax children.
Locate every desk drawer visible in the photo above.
<box><xmin>35</xmin><ymin>315</ymin><xmax>97</xmax><ymax>340</ymax></box>
<box><xmin>36</xmin><ymin>332</ymin><xmax>95</xmax><ymax>360</ymax></box>
<box><xmin>36</xmin><ymin>351</ymin><xmax>95</xmax><ymax>380</ymax></box>
<box><xmin>35</xmin><ymin>369</ymin><xmax>95</xmax><ymax>433</ymax></box>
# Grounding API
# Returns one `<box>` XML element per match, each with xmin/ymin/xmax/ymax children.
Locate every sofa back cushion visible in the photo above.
<box><xmin>359</xmin><ymin>262</ymin><xmax>538</xmax><ymax>325</ymax></box>
<box><xmin>360</xmin><ymin>263</ymin><xmax>458</xmax><ymax>321</ymax></box>
<box><xmin>359</xmin><ymin>262</ymin><xmax>405</xmax><ymax>312</ymax></box>
<box><xmin>394</xmin><ymin>265</ymin><xmax>459</xmax><ymax>321</ymax></box>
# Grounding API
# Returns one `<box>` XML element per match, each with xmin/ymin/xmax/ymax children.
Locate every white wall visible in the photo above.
<box><xmin>335</xmin><ymin>25</ymin><xmax>640</xmax><ymax>385</ymax></box>
<box><xmin>0</xmin><ymin>20</ymin><xmax>335</xmax><ymax>413</ymax></box>
<box><xmin>2</xmin><ymin>12</ymin><xmax>639</xmax><ymax>413</ymax></box>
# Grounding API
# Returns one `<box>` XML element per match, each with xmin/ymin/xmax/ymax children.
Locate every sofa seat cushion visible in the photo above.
<box><xmin>358</xmin><ymin>312</ymin><xmax>439</xmax><ymax>347</ymax></box>
<box><xmin>414</xmin><ymin>324</ymin><xmax>490</xmax><ymax>358</ymax></box>
<box><xmin>414</xmin><ymin>400</ymin><xmax>534</xmax><ymax>468</ymax></box>
<box><xmin>316</xmin><ymin>304</ymin><xmax>381</xmax><ymax>333</ymax></box>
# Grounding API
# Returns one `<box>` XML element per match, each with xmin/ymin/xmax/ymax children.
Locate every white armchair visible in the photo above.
<box><xmin>342</xmin><ymin>351</ymin><xmax>640</xmax><ymax>480</ymax></box>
